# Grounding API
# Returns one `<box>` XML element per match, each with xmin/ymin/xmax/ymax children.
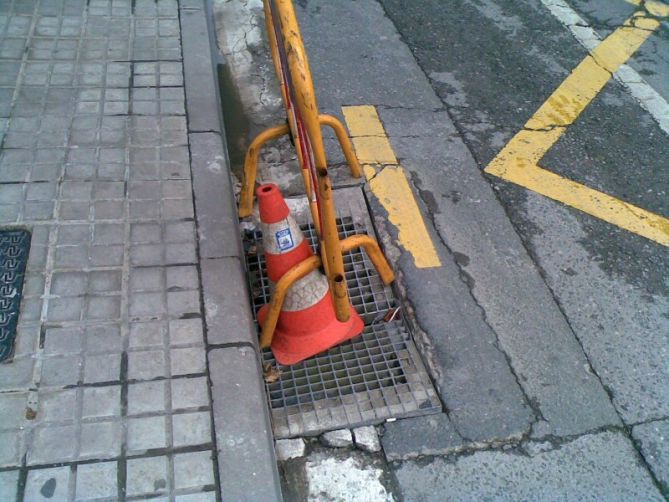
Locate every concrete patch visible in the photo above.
<box><xmin>353</xmin><ymin>426</ymin><xmax>381</xmax><ymax>453</ymax></box>
<box><xmin>393</xmin><ymin>432</ymin><xmax>663</xmax><ymax>501</ymax></box>
<box><xmin>381</xmin><ymin>414</ymin><xmax>464</xmax><ymax>460</ymax></box>
<box><xmin>305</xmin><ymin>456</ymin><xmax>393</xmax><ymax>502</ymax></box>
<box><xmin>276</xmin><ymin>438</ymin><xmax>306</xmax><ymax>462</ymax></box>
<box><xmin>282</xmin><ymin>449</ymin><xmax>396</xmax><ymax>502</ymax></box>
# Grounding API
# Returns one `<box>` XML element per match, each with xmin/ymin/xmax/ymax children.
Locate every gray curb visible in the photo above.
<box><xmin>180</xmin><ymin>1</ymin><xmax>283</xmax><ymax>500</ymax></box>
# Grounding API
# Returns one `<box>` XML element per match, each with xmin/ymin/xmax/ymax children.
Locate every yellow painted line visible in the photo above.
<box><xmin>343</xmin><ymin>105</ymin><xmax>442</xmax><ymax>268</ymax></box>
<box><xmin>486</xmin><ymin>11</ymin><xmax>669</xmax><ymax>246</ymax></box>
<box><xmin>625</xmin><ymin>0</ymin><xmax>669</xmax><ymax>17</ymax></box>
<box><xmin>342</xmin><ymin>106</ymin><xmax>398</xmax><ymax>164</ymax></box>
<box><xmin>342</xmin><ymin>105</ymin><xmax>387</xmax><ymax>136</ymax></box>
<box><xmin>349</xmin><ymin>136</ymin><xmax>398</xmax><ymax>164</ymax></box>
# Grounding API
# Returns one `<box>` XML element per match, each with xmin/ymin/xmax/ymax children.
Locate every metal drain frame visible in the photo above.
<box><xmin>243</xmin><ymin>188</ymin><xmax>441</xmax><ymax>437</ymax></box>
<box><xmin>0</xmin><ymin>229</ymin><xmax>31</xmax><ymax>362</ymax></box>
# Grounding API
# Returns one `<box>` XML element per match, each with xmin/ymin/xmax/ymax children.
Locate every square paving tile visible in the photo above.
<box><xmin>0</xmin><ymin>470</ymin><xmax>19</xmax><ymax>501</ymax></box>
<box><xmin>127</xmin><ymin>415</ymin><xmax>168</xmax><ymax>452</ymax></box>
<box><xmin>126</xmin><ymin>455</ymin><xmax>169</xmax><ymax>497</ymax></box>
<box><xmin>173</xmin><ymin>451</ymin><xmax>215</xmax><ymax>490</ymax></box>
<box><xmin>25</xmin><ymin>466</ymin><xmax>72</xmax><ymax>501</ymax></box>
<box><xmin>172</xmin><ymin>412</ymin><xmax>212</xmax><ymax>448</ymax></box>
<box><xmin>75</xmin><ymin>461</ymin><xmax>118</xmax><ymax>500</ymax></box>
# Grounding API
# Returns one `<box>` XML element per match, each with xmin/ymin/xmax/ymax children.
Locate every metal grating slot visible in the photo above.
<box><xmin>264</xmin><ymin>321</ymin><xmax>440</xmax><ymax>438</ymax></box>
<box><xmin>242</xmin><ymin>190</ymin><xmax>441</xmax><ymax>437</ymax></box>
<box><xmin>0</xmin><ymin>229</ymin><xmax>31</xmax><ymax>362</ymax></box>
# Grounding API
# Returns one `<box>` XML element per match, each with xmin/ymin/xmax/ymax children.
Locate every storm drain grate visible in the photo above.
<box><xmin>0</xmin><ymin>229</ymin><xmax>31</xmax><ymax>362</ymax></box>
<box><xmin>243</xmin><ymin>204</ymin><xmax>441</xmax><ymax>438</ymax></box>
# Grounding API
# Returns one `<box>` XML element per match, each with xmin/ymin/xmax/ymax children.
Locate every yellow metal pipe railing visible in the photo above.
<box><xmin>259</xmin><ymin>236</ymin><xmax>395</xmax><ymax>348</ymax></box>
<box><xmin>241</xmin><ymin>0</ymin><xmax>395</xmax><ymax>347</ymax></box>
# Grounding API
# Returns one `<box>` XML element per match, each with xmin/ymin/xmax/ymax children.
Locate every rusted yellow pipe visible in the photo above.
<box><xmin>238</xmin><ymin>113</ymin><xmax>360</xmax><ymax>220</ymax></box>
<box><xmin>260</xmin><ymin>255</ymin><xmax>321</xmax><ymax>348</ymax></box>
<box><xmin>341</xmin><ymin>235</ymin><xmax>395</xmax><ymax>285</ymax></box>
<box><xmin>315</xmin><ymin>168</ymin><xmax>350</xmax><ymax>321</ymax></box>
<box><xmin>274</xmin><ymin>0</ymin><xmax>350</xmax><ymax>322</ymax></box>
<box><xmin>319</xmin><ymin>114</ymin><xmax>362</xmax><ymax>178</ymax></box>
<box><xmin>264</xmin><ymin>0</ymin><xmax>320</xmax><ymax>231</ymax></box>
<box><xmin>239</xmin><ymin>124</ymin><xmax>290</xmax><ymax>218</ymax></box>
<box><xmin>253</xmin><ymin>0</ymin><xmax>395</xmax><ymax>336</ymax></box>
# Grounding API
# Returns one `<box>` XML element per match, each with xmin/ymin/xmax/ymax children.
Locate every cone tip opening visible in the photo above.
<box><xmin>256</xmin><ymin>183</ymin><xmax>289</xmax><ymax>223</ymax></box>
<box><xmin>256</xmin><ymin>183</ymin><xmax>279</xmax><ymax>197</ymax></box>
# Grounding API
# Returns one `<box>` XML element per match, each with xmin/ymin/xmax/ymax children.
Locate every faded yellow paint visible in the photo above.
<box><xmin>363</xmin><ymin>164</ymin><xmax>377</xmax><ymax>181</ymax></box>
<box><xmin>342</xmin><ymin>105</ymin><xmax>387</xmax><ymax>136</ymax></box>
<box><xmin>525</xmin><ymin>15</ymin><xmax>657</xmax><ymax>131</ymax></box>
<box><xmin>487</xmin><ymin>129</ymin><xmax>566</xmax><ymax>175</ymax></box>
<box><xmin>368</xmin><ymin>167</ymin><xmax>442</xmax><ymax>268</ymax></box>
<box><xmin>625</xmin><ymin>0</ymin><xmax>669</xmax><ymax>17</ymax></box>
<box><xmin>591</xmin><ymin>15</ymin><xmax>658</xmax><ymax>69</ymax></box>
<box><xmin>350</xmin><ymin>137</ymin><xmax>398</xmax><ymax>164</ymax></box>
<box><xmin>485</xmin><ymin>10</ymin><xmax>669</xmax><ymax>247</ymax></box>
<box><xmin>342</xmin><ymin>105</ymin><xmax>398</xmax><ymax>163</ymax></box>
<box><xmin>524</xmin><ymin>58</ymin><xmax>610</xmax><ymax>130</ymax></box>
<box><xmin>495</xmin><ymin>164</ymin><xmax>669</xmax><ymax>245</ymax></box>
<box><xmin>343</xmin><ymin>105</ymin><xmax>442</xmax><ymax>268</ymax></box>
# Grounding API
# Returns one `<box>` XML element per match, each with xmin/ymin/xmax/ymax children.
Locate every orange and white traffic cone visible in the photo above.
<box><xmin>255</xmin><ymin>183</ymin><xmax>364</xmax><ymax>365</ymax></box>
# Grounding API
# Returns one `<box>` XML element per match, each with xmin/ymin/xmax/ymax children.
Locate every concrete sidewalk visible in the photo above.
<box><xmin>0</xmin><ymin>0</ymin><xmax>280</xmax><ymax>500</ymax></box>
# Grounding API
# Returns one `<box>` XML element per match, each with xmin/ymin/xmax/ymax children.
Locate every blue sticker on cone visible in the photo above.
<box><xmin>275</xmin><ymin>228</ymin><xmax>294</xmax><ymax>251</ymax></box>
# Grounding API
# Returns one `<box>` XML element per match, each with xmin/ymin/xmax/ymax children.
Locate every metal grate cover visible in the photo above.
<box><xmin>243</xmin><ymin>188</ymin><xmax>440</xmax><ymax>437</ymax></box>
<box><xmin>0</xmin><ymin>229</ymin><xmax>31</xmax><ymax>362</ymax></box>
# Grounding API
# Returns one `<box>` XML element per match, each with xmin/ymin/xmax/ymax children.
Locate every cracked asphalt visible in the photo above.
<box><xmin>213</xmin><ymin>0</ymin><xmax>668</xmax><ymax>499</ymax></box>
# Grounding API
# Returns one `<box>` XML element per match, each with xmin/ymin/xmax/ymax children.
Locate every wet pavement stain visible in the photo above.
<box><xmin>40</xmin><ymin>478</ymin><xmax>56</xmax><ymax>498</ymax></box>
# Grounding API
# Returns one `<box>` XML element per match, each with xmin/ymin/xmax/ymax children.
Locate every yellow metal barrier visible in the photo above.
<box><xmin>259</xmin><ymin>235</ymin><xmax>396</xmax><ymax>348</ymax></box>
<box><xmin>238</xmin><ymin>114</ymin><xmax>361</xmax><ymax>219</ymax></box>
<box><xmin>240</xmin><ymin>0</ymin><xmax>395</xmax><ymax>344</ymax></box>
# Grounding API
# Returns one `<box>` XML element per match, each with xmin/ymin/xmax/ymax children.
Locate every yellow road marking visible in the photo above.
<box><xmin>342</xmin><ymin>105</ymin><xmax>387</xmax><ymax>136</ymax></box>
<box><xmin>348</xmin><ymin>136</ymin><xmax>398</xmax><ymax>164</ymax></box>
<box><xmin>625</xmin><ymin>0</ymin><xmax>669</xmax><ymax>17</ymax></box>
<box><xmin>486</xmin><ymin>11</ymin><xmax>669</xmax><ymax>246</ymax></box>
<box><xmin>343</xmin><ymin>105</ymin><xmax>442</xmax><ymax>268</ymax></box>
<box><xmin>342</xmin><ymin>106</ymin><xmax>398</xmax><ymax>164</ymax></box>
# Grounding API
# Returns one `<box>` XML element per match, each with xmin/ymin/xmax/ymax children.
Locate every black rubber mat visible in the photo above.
<box><xmin>0</xmin><ymin>229</ymin><xmax>31</xmax><ymax>362</ymax></box>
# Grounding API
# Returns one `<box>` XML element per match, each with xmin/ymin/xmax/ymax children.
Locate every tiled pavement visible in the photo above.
<box><xmin>0</xmin><ymin>0</ymin><xmax>224</xmax><ymax>499</ymax></box>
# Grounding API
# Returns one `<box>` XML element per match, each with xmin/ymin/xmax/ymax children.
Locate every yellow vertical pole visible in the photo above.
<box><xmin>274</xmin><ymin>0</ymin><xmax>350</xmax><ymax>321</ymax></box>
<box><xmin>263</xmin><ymin>0</ymin><xmax>321</xmax><ymax>234</ymax></box>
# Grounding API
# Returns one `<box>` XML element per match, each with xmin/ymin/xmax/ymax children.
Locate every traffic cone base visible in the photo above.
<box><xmin>258</xmin><ymin>300</ymin><xmax>364</xmax><ymax>365</ymax></box>
<box><xmin>255</xmin><ymin>182</ymin><xmax>364</xmax><ymax>366</ymax></box>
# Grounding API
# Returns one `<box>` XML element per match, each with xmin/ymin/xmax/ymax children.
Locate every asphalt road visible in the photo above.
<box><xmin>378</xmin><ymin>0</ymin><xmax>669</xmax><ymax>423</ymax></box>
<box><xmin>214</xmin><ymin>0</ymin><xmax>668</xmax><ymax>498</ymax></box>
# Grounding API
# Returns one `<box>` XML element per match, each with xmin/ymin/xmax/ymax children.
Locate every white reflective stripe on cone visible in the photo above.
<box><xmin>260</xmin><ymin>216</ymin><xmax>304</xmax><ymax>255</ymax></box>
<box><xmin>282</xmin><ymin>269</ymin><xmax>329</xmax><ymax>311</ymax></box>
